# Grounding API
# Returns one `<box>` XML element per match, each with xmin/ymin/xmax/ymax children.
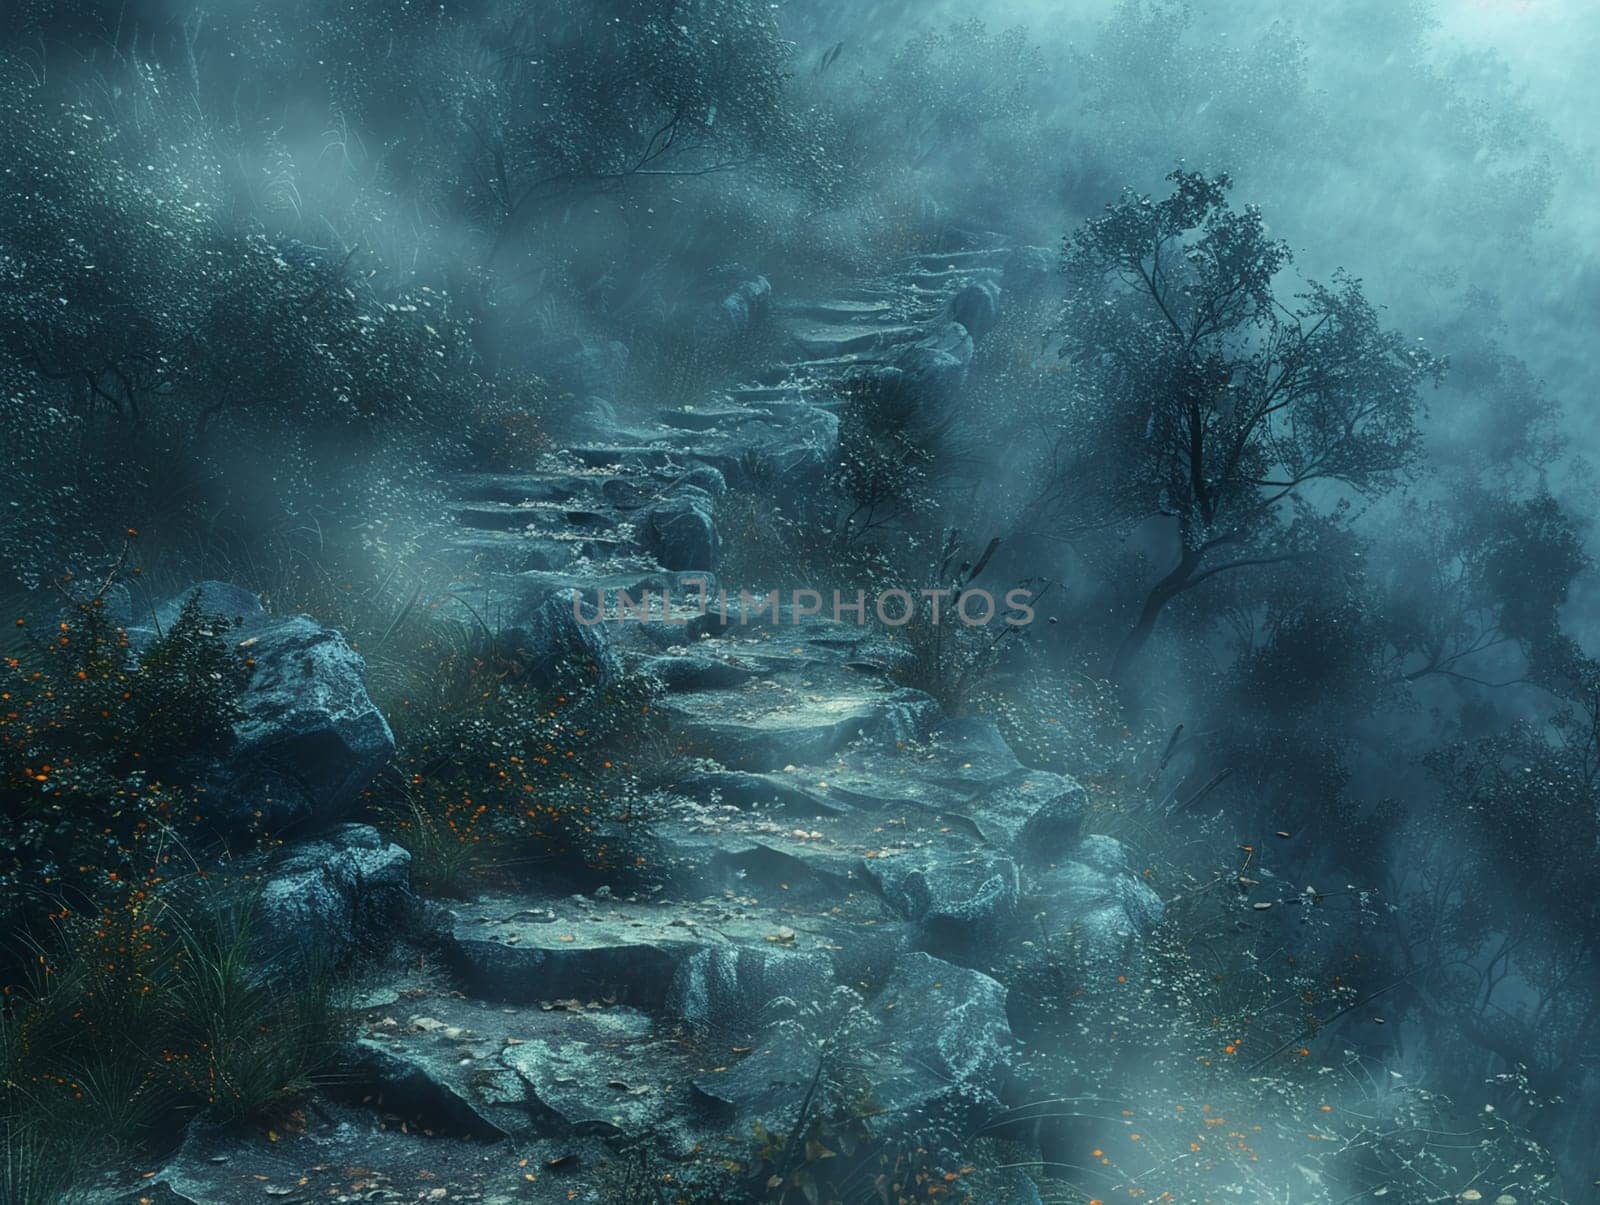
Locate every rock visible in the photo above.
<box><xmin>695</xmin><ymin>269</ymin><xmax>772</xmax><ymax>345</ymax></box>
<box><xmin>666</xmin><ymin>946</ymin><xmax>834</xmax><ymax>1039</ymax></box>
<box><xmin>680</xmin><ymin>464</ymin><xmax>728</xmax><ymax>497</ymax></box>
<box><xmin>532</xmin><ymin>335</ymin><xmax>629</xmax><ymax>399</ymax></box>
<box><xmin>1002</xmin><ymin>245</ymin><xmax>1055</xmax><ymax>296</ymax></box>
<box><xmin>497</xmin><ymin>1008</ymin><xmax>688</xmax><ymax>1138</ymax></box>
<box><xmin>445</xmin><ymin>894</ymin><xmax>859</xmax><ymax>1009</ymax></box>
<box><xmin>345</xmin><ymin>987</ymin><xmax>705</xmax><ymax>1145</ymax></box>
<box><xmin>120</xmin><ymin>1097</ymin><xmax>592</xmax><ymax>1205</ymax></box>
<box><xmin>675</xmin><ymin>768</ymin><xmax>841</xmax><ymax>815</ymax></box>
<box><xmin>894</xmin><ymin>321</ymin><xmax>973</xmax><ymax>404</ymax></box>
<box><xmin>448</xmin><ymin>577</ymin><xmax>620</xmax><ymax>690</ymax></box>
<box><xmin>637</xmin><ymin>488</ymin><xmax>719</xmax><ymax>571</ymax></box>
<box><xmin>874</xmin><ymin>952</ymin><xmax>1012</xmax><ymax>1121</ymax></box>
<box><xmin>967</xmin><ymin>770</ymin><xmax>1090</xmax><ymax>859</ymax></box>
<box><xmin>1031</xmin><ymin>851</ymin><xmax>1164</xmax><ymax>975</ymax></box>
<box><xmin>255</xmin><ymin>824</ymin><xmax>413</xmax><ymax>972</ymax></box>
<box><xmin>690</xmin><ymin>1036</ymin><xmax>818</xmax><ymax>1134</ymax></box>
<box><xmin>1014</xmin><ymin>776</ymin><xmax>1092</xmax><ymax>865</ymax></box>
<box><xmin>565</xmin><ymin>395</ymin><xmax>620</xmax><ymax>440</ymax></box>
<box><xmin>951</xmin><ymin>280</ymin><xmax>1001</xmax><ymax>340</ymax></box>
<box><xmin>864</xmin><ymin>854</ymin><xmax>1019</xmax><ymax>960</ymax></box>
<box><xmin>639</xmin><ymin>652</ymin><xmax>758</xmax><ymax>690</ymax></box>
<box><xmin>132</xmin><ymin>583</ymin><xmax>395</xmax><ymax>833</ymax></box>
<box><xmin>1073</xmin><ymin>833</ymin><xmax>1134</xmax><ymax>876</ymax></box>
<box><xmin>657</xmin><ymin>682</ymin><xmax>937</xmax><ymax>771</ymax></box>
<box><xmin>599</xmin><ymin>475</ymin><xmax>648</xmax><ymax>507</ymax></box>
<box><xmin>350</xmin><ymin>1041</ymin><xmax>513</xmax><ymax>1140</ymax></box>
<box><xmin>680</xmin><ymin>403</ymin><xmax>839</xmax><ymax>489</ymax></box>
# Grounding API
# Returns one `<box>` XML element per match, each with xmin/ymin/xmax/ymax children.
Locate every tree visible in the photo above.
<box><xmin>425</xmin><ymin>0</ymin><xmax>805</xmax><ymax>262</ymax></box>
<box><xmin>1054</xmin><ymin>170</ymin><xmax>1444</xmax><ymax>681</ymax></box>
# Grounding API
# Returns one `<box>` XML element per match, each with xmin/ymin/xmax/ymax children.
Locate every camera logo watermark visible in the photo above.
<box><xmin>573</xmin><ymin>581</ymin><xmax>1037</xmax><ymax>627</ymax></box>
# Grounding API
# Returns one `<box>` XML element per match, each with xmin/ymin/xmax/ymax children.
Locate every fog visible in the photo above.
<box><xmin>3</xmin><ymin>0</ymin><xmax>1599</xmax><ymax>1200</ymax></box>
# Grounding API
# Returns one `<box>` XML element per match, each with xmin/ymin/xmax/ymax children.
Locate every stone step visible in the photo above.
<box><xmin>349</xmin><ymin>987</ymin><xmax>703</xmax><ymax>1142</ymax></box>
<box><xmin>752</xmin><ymin>355</ymin><xmax>885</xmax><ymax>385</ymax></box>
<box><xmin>446</xmin><ymin>471</ymin><xmax>589</xmax><ymax>505</ymax></box>
<box><xmin>774</xmin><ymin>297</ymin><xmax>901</xmax><ymax>322</ymax></box>
<box><xmin>453</xmin><ymin>502</ymin><xmax>619</xmax><ymax>534</ymax></box>
<box><xmin>777</xmin><ymin>316</ymin><xmax>923</xmax><ymax>357</ymax></box>
<box><xmin>904</xmin><ymin>264</ymin><xmax>1004</xmax><ymax>288</ymax></box>
<box><xmin>722</xmin><ymin>383</ymin><xmax>847</xmax><ymax>409</ymax></box>
<box><xmin>443</xmin><ymin>890</ymin><xmax>891</xmax><ymax>1007</ymax></box>
<box><xmin>904</xmin><ymin>246</ymin><xmax>1015</xmax><ymax>270</ymax></box>
<box><xmin>429</xmin><ymin>530</ymin><xmax>596</xmax><ymax>574</ymax></box>
<box><xmin>568</xmin><ymin>444</ymin><xmax>685</xmax><ymax>472</ymax></box>
<box><xmin>651</xmin><ymin>404</ymin><xmax>770</xmax><ymax>432</ymax></box>
<box><xmin>656</xmin><ymin>681</ymin><xmax>935</xmax><ymax>771</ymax></box>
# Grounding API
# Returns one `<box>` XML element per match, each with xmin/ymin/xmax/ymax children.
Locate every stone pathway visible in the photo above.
<box><xmin>125</xmin><ymin>242</ymin><xmax>1158</xmax><ymax>1204</ymax></box>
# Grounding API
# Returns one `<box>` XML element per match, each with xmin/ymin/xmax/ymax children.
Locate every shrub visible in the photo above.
<box><xmin>999</xmin><ymin>817</ymin><xmax>1562</xmax><ymax>1204</ymax></box>
<box><xmin>1</xmin><ymin>869</ymin><xmax>347</xmax><ymax>1197</ymax></box>
<box><xmin>385</xmin><ymin>660</ymin><xmax>675</xmax><ymax>895</ymax></box>
<box><xmin>0</xmin><ymin>581</ymin><xmax>249</xmax><ymax>928</ymax></box>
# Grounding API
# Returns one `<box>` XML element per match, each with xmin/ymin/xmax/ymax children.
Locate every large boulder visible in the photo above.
<box><xmin>945</xmin><ymin>769</ymin><xmax>1090</xmax><ymax>862</ymax></box>
<box><xmin>864</xmin><ymin>853</ymin><xmax>1019</xmax><ymax>961</ymax></box>
<box><xmin>132</xmin><ymin>583</ymin><xmax>394</xmax><ymax>834</ymax></box>
<box><xmin>874</xmin><ymin>952</ymin><xmax>1013</xmax><ymax>1122</ymax></box>
<box><xmin>1030</xmin><ymin>836</ymin><xmax>1164</xmax><ymax>976</ymax></box>
<box><xmin>1014</xmin><ymin>777</ymin><xmax>1092</xmax><ymax>866</ymax></box>
<box><xmin>951</xmin><ymin>280</ymin><xmax>1001</xmax><ymax>341</ymax></box>
<box><xmin>254</xmin><ymin>824</ymin><xmax>413</xmax><ymax>972</ymax></box>
<box><xmin>446</xmin><ymin>575</ymin><xmax>621</xmax><ymax>690</ymax></box>
<box><xmin>637</xmin><ymin>486</ymin><xmax>719</xmax><ymax>571</ymax></box>
<box><xmin>694</xmin><ymin>268</ymin><xmax>772</xmax><ymax>346</ymax></box>
<box><xmin>690</xmin><ymin>1031</ymin><xmax>818</xmax><ymax>1134</ymax></box>
<box><xmin>894</xmin><ymin>321</ymin><xmax>973</xmax><ymax>404</ymax></box>
<box><xmin>680</xmin><ymin>464</ymin><xmax>728</xmax><ymax>497</ymax></box>
<box><xmin>688</xmin><ymin>402</ymin><xmax>839</xmax><ymax>490</ymax></box>
<box><xmin>1002</xmin><ymin>245</ymin><xmax>1055</xmax><ymax>297</ymax></box>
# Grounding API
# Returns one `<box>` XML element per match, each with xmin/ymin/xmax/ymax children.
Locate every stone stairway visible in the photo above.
<box><xmin>131</xmin><ymin>242</ymin><xmax>1158</xmax><ymax>1204</ymax></box>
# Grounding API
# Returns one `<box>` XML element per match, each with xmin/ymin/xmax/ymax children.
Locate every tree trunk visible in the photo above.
<box><xmin>1109</xmin><ymin>544</ymin><xmax>1204</xmax><ymax>684</ymax></box>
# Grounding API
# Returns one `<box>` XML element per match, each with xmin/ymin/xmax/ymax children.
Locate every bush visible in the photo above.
<box><xmin>0</xmin><ymin>60</ymin><xmax>549</xmax><ymax>587</ymax></box>
<box><xmin>0</xmin><ymin>582</ymin><xmax>249</xmax><ymax>928</ymax></box>
<box><xmin>998</xmin><ymin>804</ymin><xmax>1562</xmax><ymax>1204</ymax></box>
<box><xmin>384</xmin><ymin>658</ymin><xmax>676</xmax><ymax>895</ymax></box>
<box><xmin>1</xmin><ymin>871</ymin><xmax>346</xmax><ymax>1197</ymax></box>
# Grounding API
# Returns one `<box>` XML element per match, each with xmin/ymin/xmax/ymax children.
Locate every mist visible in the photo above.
<box><xmin>2</xmin><ymin>1</ymin><xmax>1598</xmax><ymax>1201</ymax></box>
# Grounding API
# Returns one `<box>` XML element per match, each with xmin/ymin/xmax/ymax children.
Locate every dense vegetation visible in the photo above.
<box><xmin>2</xmin><ymin>0</ymin><xmax>1596</xmax><ymax>1201</ymax></box>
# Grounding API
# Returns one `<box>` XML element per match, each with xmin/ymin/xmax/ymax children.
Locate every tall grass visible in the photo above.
<box><xmin>0</xmin><ymin>871</ymin><xmax>348</xmax><ymax>1197</ymax></box>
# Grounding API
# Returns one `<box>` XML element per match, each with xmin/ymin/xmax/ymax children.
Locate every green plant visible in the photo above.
<box><xmin>887</xmin><ymin>532</ymin><xmax>1026</xmax><ymax>714</ymax></box>
<box><xmin>0</xmin><ymin>1119</ymin><xmax>81</xmax><ymax>1205</ymax></box>
<box><xmin>163</xmin><ymin>893</ymin><xmax>343</xmax><ymax>1123</ymax></box>
<box><xmin>0</xmin><ymin>578</ymin><xmax>249</xmax><ymax>927</ymax></box>
<box><xmin>385</xmin><ymin>661</ymin><xmax>675</xmax><ymax>895</ymax></box>
<box><xmin>1</xmin><ymin>867</ymin><xmax>348</xmax><ymax>1197</ymax></box>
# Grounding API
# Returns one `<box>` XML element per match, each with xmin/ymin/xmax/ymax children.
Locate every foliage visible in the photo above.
<box><xmin>1</xmin><ymin>868</ymin><xmax>345</xmax><ymax>1196</ymax></box>
<box><xmin>886</xmin><ymin>532</ymin><xmax>1027</xmax><ymax>713</ymax></box>
<box><xmin>1403</xmin><ymin>698</ymin><xmax>1600</xmax><ymax>1119</ymax></box>
<box><xmin>1004</xmin><ymin>825</ymin><xmax>1561</xmax><ymax>1204</ymax></box>
<box><xmin>1051</xmin><ymin>169</ymin><xmax>1444</xmax><ymax>679</ymax></box>
<box><xmin>385</xmin><ymin>660</ymin><xmax>673</xmax><ymax>894</ymax></box>
<box><xmin>0</xmin><ymin>60</ymin><xmax>546</xmax><ymax>586</ymax></box>
<box><xmin>0</xmin><ymin>582</ymin><xmax>248</xmax><ymax>927</ymax></box>
<box><xmin>1076</xmin><ymin>0</ymin><xmax>1314</xmax><ymax>187</ymax></box>
<box><xmin>434</xmin><ymin>0</ymin><xmax>806</xmax><ymax>247</ymax></box>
